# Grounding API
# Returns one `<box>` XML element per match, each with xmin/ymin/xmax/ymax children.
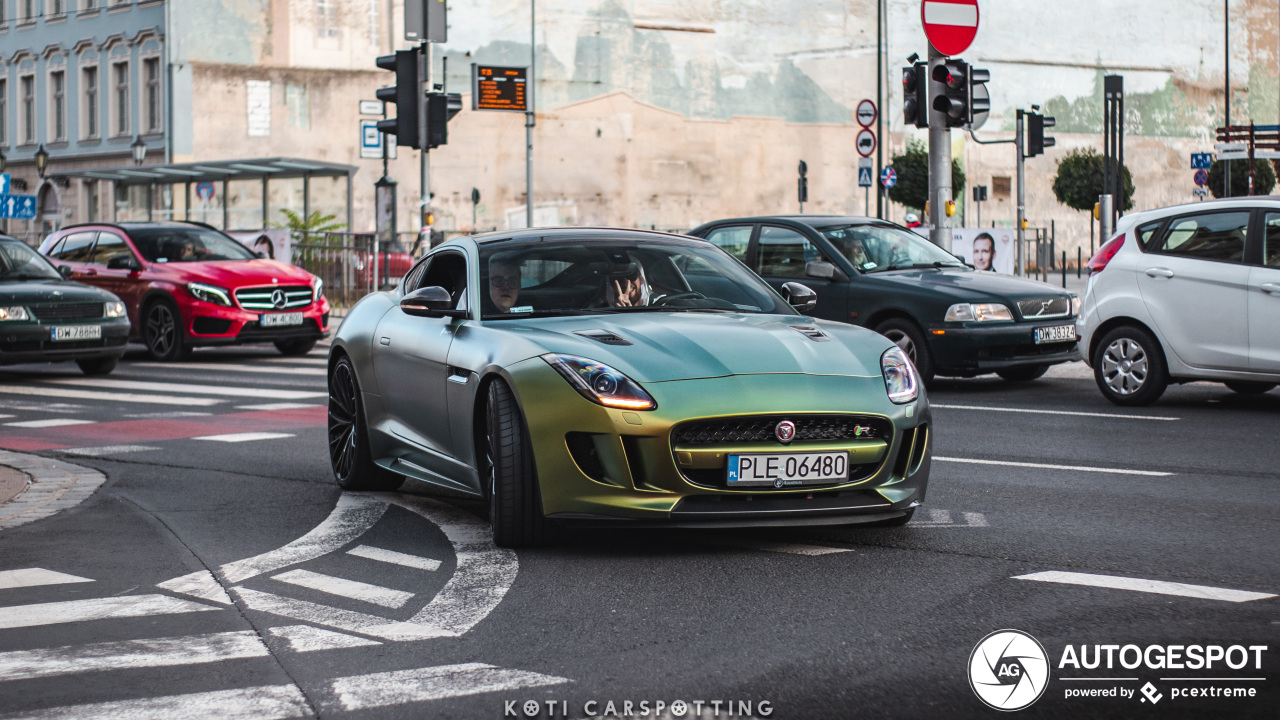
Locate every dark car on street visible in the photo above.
<box><xmin>0</xmin><ymin>235</ymin><xmax>130</xmax><ymax>375</ymax></box>
<box><xmin>688</xmin><ymin>216</ymin><xmax>1081</xmax><ymax>383</ymax></box>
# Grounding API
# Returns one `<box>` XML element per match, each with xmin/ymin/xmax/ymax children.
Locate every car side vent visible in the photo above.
<box><xmin>790</xmin><ymin>325</ymin><xmax>831</xmax><ymax>342</ymax></box>
<box><xmin>574</xmin><ymin>329</ymin><xmax>632</xmax><ymax>346</ymax></box>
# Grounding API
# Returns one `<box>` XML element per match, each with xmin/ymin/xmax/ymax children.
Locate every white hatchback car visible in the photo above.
<box><xmin>1078</xmin><ymin>198</ymin><xmax>1280</xmax><ymax>405</ymax></box>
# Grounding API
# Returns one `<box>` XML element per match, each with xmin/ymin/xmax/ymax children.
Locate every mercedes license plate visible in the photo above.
<box><xmin>1034</xmin><ymin>324</ymin><xmax>1075</xmax><ymax>344</ymax></box>
<box><xmin>51</xmin><ymin>325</ymin><xmax>102</xmax><ymax>341</ymax></box>
<box><xmin>727</xmin><ymin>451</ymin><xmax>848</xmax><ymax>487</ymax></box>
<box><xmin>260</xmin><ymin>312</ymin><xmax>304</xmax><ymax>328</ymax></box>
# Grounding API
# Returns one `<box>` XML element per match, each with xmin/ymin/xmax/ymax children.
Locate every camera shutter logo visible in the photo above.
<box><xmin>968</xmin><ymin>629</ymin><xmax>1049</xmax><ymax>711</ymax></box>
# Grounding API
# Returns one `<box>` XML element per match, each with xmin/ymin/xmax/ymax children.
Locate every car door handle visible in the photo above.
<box><xmin>1261</xmin><ymin>283</ymin><xmax>1280</xmax><ymax>295</ymax></box>
<box><xmin>379</xmin><ymin>336</ymin><xmax>390</xmax><ymax>346</ymax></box>
<box><xmin>1144</xmin><ymin>267</ymin><xmax>1174</xmax><ymax>278</ymax></box>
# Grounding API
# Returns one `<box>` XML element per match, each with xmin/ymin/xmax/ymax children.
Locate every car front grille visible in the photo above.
<box><xmin>234</xmin><ymin>286</ymin><xmax>313</xmax><ymax>310</ymax></box>
<box><xmin>29</xmin><ymin>303</ymin><xmax>103</xmax><ymax>321</ymax></box>
<box><xmin>672</xmin><ymin>415</ymin><xmax>892</xmax><ymax>445</ymax></box>
<box><xmin>1016</xmin><ymin>297</ymin><xmax>1070</xmax><ymax>319</ymax></box>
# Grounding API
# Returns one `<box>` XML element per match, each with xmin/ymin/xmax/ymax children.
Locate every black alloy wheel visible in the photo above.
<box><xmin>328</xmin><ymin>355</ymin><xmax>404</xmax><ymax>491</ymax></box>
<box><xmin>76</xmin><ymin>357</ymin><xmax>118</xmax><ymax>376</ymax></box>
<box><xmin>275</xmin><ymin>338</ymin><xmax>318</xmax><ymax>356</ymax></box>
<box><xmin>143</xmin><ymin>300</ymin><xmax>191</xmax><ymax>361</ymax></box>
<box><xmin>485</xmin><ymin>379</ymin><xmax>547</xmax><ymax>548</ymax></box>
<box><xmin>875</xmin><ymin>318</ymin><xmax>935</xmax><ymax>385</ymax></box>
<box><xmin>997</xmin><ymin>364</ymin><xmax>1050</xmax><ymax>382</ymax></box>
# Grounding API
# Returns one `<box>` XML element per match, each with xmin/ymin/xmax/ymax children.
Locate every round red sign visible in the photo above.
<box><xmin>921</xmin><ymin>0</ymin><xmax>980</xmax><ymax>57</ymax></box>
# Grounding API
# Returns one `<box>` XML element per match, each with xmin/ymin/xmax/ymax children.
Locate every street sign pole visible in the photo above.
<box><xmin>419</xmin><ymin>43</ymin><xmax>431</xmax><ymax>236</ymax></box>
<box><xmin>527</xmin><ymin>0</ymin><xmax>536</xmax><ymax>229</ymax></box>
<box><xmin>927</xmin><ymin>43</ymin><xmax>951</xmax><ymax>249</ymax></box>
<box><xmin>1016</xmin><ymin>109</ymin><xmax>1026</xmax><ymax>277</ymax></box>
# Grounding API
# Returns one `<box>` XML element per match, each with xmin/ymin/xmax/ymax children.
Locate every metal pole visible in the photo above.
<box><xmin>1224</xmin><ymin>0</ymin><xmax>1231</xmax><ymax>197</ymax></box>
<box><xmin>1015</xmin><ymin>109</ymin><xmax>1026</xmax><ymax>276</ymax></box>
<box><xmin>419</xmin><ymin>43</ymin><xmax>431</xmax><ymax>233</ymax></box>
<box><xmin>1061</xmin><ymin>251</ymin><xmax>1066</xmax><ymax>288</ymax></box>
<box><xmin>1099</xmin><ymin>194</ymin><xmax>1113</xmax><ymax>244</ymax></box>
<box><xmin>1116</xmin><ymin>81</ymin><xmax>1124</xmax><ymax>223</ymax></box>
<box><xmin>927</xmin><ymin>44</ymin><xmax>951</xmax><ymax>249</ymax></box>
<box><xmin>1077</xmin><ymin>246</ymin><xmax>1082</xmax><ymax>278</ymax></box>
<box><xmin>526</xmin><ymin>0</ymin><xmax>535</xmax><ymax>229</ymax></box>
<box><xmin>864</xmin><ymin>186</ymin><xmax>869</xmax><ymax>217</ymax></box>
<box><xmin>975</xmin><ymin>196</ymin><xmax>980</xmax><ymax>229</ymax></box>
<box><xmin>875</xmin><ymin>0</ymin><xmax>883</xmax><ymax>219</ymax></box>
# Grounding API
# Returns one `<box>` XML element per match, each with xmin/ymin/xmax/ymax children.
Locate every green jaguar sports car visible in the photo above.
<box><xmin>328</xmin><ymin>228</ymin><xmax>931</xmax><ymax>546</ymax></box>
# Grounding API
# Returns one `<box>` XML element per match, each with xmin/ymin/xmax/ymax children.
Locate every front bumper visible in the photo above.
<box><xmin>507</xmin><ymin>359</ymin><xmax>931</xmax><ymax>526</ymax></box>
<box><xmin>925</xmin><ymin>319</ymin><xmax>1081</xmax><ymax>374</ymax></box>
<box><xmin>0</xmin><ymin>317</ymin><xmax>131</xmax><ymax>365</ymax></box>
<box><xmin>183</xmin><ymin>297</ymin><xmax>331</xmax><ymax>347</ymax></box>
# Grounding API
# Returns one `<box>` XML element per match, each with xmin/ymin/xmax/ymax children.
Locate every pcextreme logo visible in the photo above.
<box><xmin>968</xmin><ymin>629</ymin><xmax>1050</xmax><ymax>711</ymax></box>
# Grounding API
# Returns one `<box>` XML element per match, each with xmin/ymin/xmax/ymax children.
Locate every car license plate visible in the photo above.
<box><xmin>1034</xmin><ymin>324</ymin><xmax>1075</xmax><ymax>344</ymax></box>
<box><xmin>51</xmin><ymin>325</ymin><xmax>102</xmax><ymax>341</ymax></box>
<box><xmin>727</xmin><ymin>451</ymin><xmax>848</xmax><ymax>487</ymax></box>
<box><xmin>260</xmin><ymin>312</ymin><xmax>304</xmax><ymax>328</ymax></box>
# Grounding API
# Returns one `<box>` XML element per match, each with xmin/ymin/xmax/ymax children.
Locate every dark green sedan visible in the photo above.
<box><xmin>0</xmin><ymin>235</ymin><xmax>130</xmax><ymax>375</ymax></box>
<box><xmin>689</xmin><ymin>216</ymin><xmax>1081</xmax><ymax>383</ymax></box>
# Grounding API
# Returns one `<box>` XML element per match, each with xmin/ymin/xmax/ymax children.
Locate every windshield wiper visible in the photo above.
<box><xmin>486</xmin><ymin>308</ymin><xmax>615</xmax><ymax>319</ymax></box>
<box><xmin>604</xmin><ymin>306</ymin><xmax>738</xmax><ymax>314</ymax></box>
<box><xmin>868</xmin><ymin>261</ymin><xmax>963</xmax><ymax>273</ymax></box>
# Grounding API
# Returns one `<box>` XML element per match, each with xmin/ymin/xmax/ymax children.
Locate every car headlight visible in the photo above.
<box><xmin>542</xmin><ymin>354</ymin><xmax>657</xmax><ymax>410</ymax></box>
<box><xmin>1070</xmin><ymin>295</ymin><xmax>1081</xmax><ymax>316</ymax></box>
<box><xmin>187</xmin><ymin>282</ymin><xmax>232</xmax><ymax>306</ymax></box>
<box><xmin>881</xmin><ymin>346</ymin><xmax>920</xmax><ymax>404</ymax></box>
<box><xmin>104</xmin><ymin>301</ymin><xmax>127</xmax><ymax>318</ymax></box>
<box><xmin>944</xmin><ymin>302</ymin><xmax>1013</xmax><ymax>322</ymax></box>
<box><xmin>0</xmin><ymin>306</ymin><xmax>29</xmax><ymax>321</ymax></box>
<box><xmin>311</xmin><ymin>275</ymin><xmax>324</xmax><ymax>299</ymax></box>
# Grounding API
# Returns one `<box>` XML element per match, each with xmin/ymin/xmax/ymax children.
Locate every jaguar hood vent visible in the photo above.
<box><xmin>789</xmin><ymin>325</ymin><xmax>831</xmax><ymax>342</ymax></box>
<box><xmin>574</xmin><ymin>329</ymin><xmax>633</xmax><ymax>346</ymax></box>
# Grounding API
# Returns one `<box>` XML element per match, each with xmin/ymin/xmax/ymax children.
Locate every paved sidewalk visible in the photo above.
<box><xmin>0</xmin><ymin>465</ymin><xmax>28</xmax><ymax>506</ymax></box>
<box><xmin>0</xmin><ymin>451</ymin><xmax>106</xmax><ymax>530</ymax></box>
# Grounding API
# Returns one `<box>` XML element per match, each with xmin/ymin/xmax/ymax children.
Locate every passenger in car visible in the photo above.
<box><xmin>488</xmin><ymin>259</ymin><xmax>522</xmax><ymax>313</ymax></box>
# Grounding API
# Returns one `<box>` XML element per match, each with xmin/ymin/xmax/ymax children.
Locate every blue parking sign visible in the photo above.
<box><xmin>1191</xmin><ymin>153</ymin><xmax>1212</xmax><ymax>170</ymax></box>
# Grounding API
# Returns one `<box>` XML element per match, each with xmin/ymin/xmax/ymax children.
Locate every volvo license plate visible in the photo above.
<box><xmin>1034</xmin><ymin>325</ymin><xmax>1075</xmax><ymax>344</ymax></box>
<box><xmin>727</xmin><ymin>451</ymin><xmax>849</xmax><ymax>487</ymax></box>
<box><xmin>51</xmin><ymin>325</ymin><xmax>102</xmax><ymax>341</ymax></box>
<box><xmin>260</xmin><ymin>312</ymin><xmax>303</xmax><ymax>327</ymax></box>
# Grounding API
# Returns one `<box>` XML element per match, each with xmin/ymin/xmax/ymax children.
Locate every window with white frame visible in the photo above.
<box><xmin>20</xmin><ymin>75</ymin><xmax>35</xmax><ymax>144</ymax></box>
<box><xmin>144</xmin><ymin>57</ymin><xmax>160</xmax><ymax>132</ymax></box>
<box><xmin>112</xmin><ymin>61</ymin><xmax>129</xmax><ymax>136</ymax></box>
<box><xmin>50</xmin><ymin>69</ymin><xmax>66</xmax><ymax>140</ymax></box>
<box><xmin>21</xmin><ymin>0</ymin><xmax>36</xmax><ymax>22</ymax></box>
<box><xmin>83</xmin><ymin>0</ymin><xmax>99</xmax><ymax>10</ymax></box>
<box><xmin>317</xmin><ymin>0</ymin><xmax>338</xmax><ymax>39</ymax></box>
<box><xmin>285</xmin><ymin>82</ymin><xmax>310</xmax><ymax>130</ymax></box>
<box><xmin>367</xmin><ymin>0</ymin><xmax>380</xmax><ymax>48</ymax></box>
<box><xmin>82</xmin><ymin>65</ymin><xmax>99</xmax><ymax>138</ymax></box>
<box><xmin>49</xmin><ymin>0</ymin><xmax>66</xmax><ymax>18</ymax></box>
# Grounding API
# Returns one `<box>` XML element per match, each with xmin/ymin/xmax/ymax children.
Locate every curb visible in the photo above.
<box><xmin>0</xmin><ymin>450</ymin><xmax>107</xmax><ymax>530</ymax></box>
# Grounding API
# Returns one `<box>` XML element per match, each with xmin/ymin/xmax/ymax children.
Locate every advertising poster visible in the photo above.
<box><xmin>950</xmin><ymin>227</ymin><xmax>1015</xmax><ymax>274</ymax></box>
<box><xmin>227</xmin><ymin>229</ymin><xmax>292</xmax><ymax>265</ymax></box>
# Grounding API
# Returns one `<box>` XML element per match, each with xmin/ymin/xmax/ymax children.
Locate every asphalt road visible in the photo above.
<box><xmin>0</xmin><ymin>342</ymin><xmax>1275</xmax><ymax>720</ymax></box>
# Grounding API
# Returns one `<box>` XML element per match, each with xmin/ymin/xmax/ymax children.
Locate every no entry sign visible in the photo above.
<box><xmin>921</xmin><ymin>0</ymin><xmax>980</xmax><ymax>57</ymax></box>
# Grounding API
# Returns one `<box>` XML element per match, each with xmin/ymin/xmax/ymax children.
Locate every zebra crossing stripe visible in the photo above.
<box><xmin>346</xmin><ymin>545</ymin><xmax>441</xmax><ymax>572</ymax></box>
<box><xmin>331</xmin><ymin>663</ymin><xmax>570</xmax><ymax>711</ymax></box>
<box><xmin>271</xmin><ymin>569</ymin><xmax>414</xmax><ymax>610</ymax></box>
<box><xmin>232</xmin><ymin>587</ymin><xmax>449</xmax><ymax>641</ymax></box>
<box><xmin>0</xmin><ymin>595</ymin><xmax>220</xmax><ymax>630</ymax></box>
<box><xmin>0</xmin><ymin>631</ymin><xmax>270</xmax><ymax>682</ymax></box>
<box><xmin>0</xmin><ymin>386</ymin><xmax>222</xmax><ymax>406</ymax></box>
<box><xmin>47</xmin><ymin>378</ymin><xmax>325</xmax><ymax>400</ymax></box>
<box><xmin>0</xmin><ymin>568</ymin><xmax>93</xmax><ymax>591</ymax></box>
<box><xmin>0</xmin><ymin>685</ymin><xmax>311</xmax><ymax>720</ymax></box>
<box><xmin>267</xmin><ymin>625</ymin><xmax>380</xmax><ymax>653</ymax></box>
<box><xmin>133</xmin><ymin>362</ymin><xmax>325</xmax><ymax>376</ymax></box>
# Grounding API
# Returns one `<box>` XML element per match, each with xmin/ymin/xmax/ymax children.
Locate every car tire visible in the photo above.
<box><xmin>143</xmin><ymin>299</ymin><xmax>192</xmax><ymax>362</ymax></box>
<box><xmin>327</xmin><ymin>354</ymin><xmax>404</xmax><ymax>491</ymax></box>
<box><xmin>875</xmin><ymin>318</ymin><xmax>935</xmax><ymax>385</ymax></box>
<box><xmin>1093</xmin><ymin>325</ymin><xmax>1168</xmax><ymax>406</ymax></box>
<box><xmin>997</xmin><ymin>364</ymin><xmax>1050</xmax><ymax>382</ymax></box>
<box><xmin>275</xmin><ymin>338</ymin><xmax>317</xmax><ymax>356</ymax></box>
<box><xmin>1224</xmin><ymin>381</ymin><xmax>1276</xmax><ymax>395</ymax></box>
<box><xmin>76</xmin><ymin>357</ymin><xmax>118</xmax><ymax>376</ymax></box>
<box><xmin>485</xmin><ymin>379</ymin><xmax>547</xmax><ymax>548</ymax></box>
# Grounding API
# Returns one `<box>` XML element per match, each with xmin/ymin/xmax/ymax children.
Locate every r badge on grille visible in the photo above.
<box><xmin>775</xmin><ymin>420</ymin><xmax>796</xmax><ymax>443</ymax></box>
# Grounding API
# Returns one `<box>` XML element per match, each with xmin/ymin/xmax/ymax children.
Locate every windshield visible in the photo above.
<box><xmin>480</xmin><ymin>237</ymin><xmax>794</xmax><ymax>319</ymax></box>
<box><xmin>0</xmin><ymin>240</ymin><xmax>62</xmax><ymax>280</ymax></box>
<box><xmin>819</xmin><ymin>223</ymin><xmax>965</xmax><ymax>272</ymax></box>
<box><xmin>127</xmin><ymin>226</ymin><xmax>256</xmax><ymax>263</ymax></box>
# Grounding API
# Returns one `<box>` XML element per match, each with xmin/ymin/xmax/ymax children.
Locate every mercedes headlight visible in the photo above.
<box><xmin>0</xmin><ymin>306</ymin><xmax>29</xmax><ymax>321</ymax></box>
<box><xmin>311</xmin><ymin>275</ymin><xmax>324</xmax><ymax>300</ymax></box>
<box><xmin>542</xmin><ymin>354</ymin><xmax>657</xmax><ymax>410</ymax></box>
<box><xmin>104</xmin><ymin>301</ymin><xmax>127</xmax><ymax>318</ymax></box>
<box><xmin>944</xmin><ymin>302</ymin><xmax>1013</xmax><ymax>322</ymax></box>
<box><xmin>881</xmin><ymin>346</ymin><xmax>919</xmax><ymax>404</ymax></box>
<box><xmin>187</xmin><ymin>282</ymin><xmax>232</xmax><ymax>306</ymax></box>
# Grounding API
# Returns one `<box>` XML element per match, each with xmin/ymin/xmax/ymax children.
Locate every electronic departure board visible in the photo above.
<box><xmin>471</xmin><ymin>64</ymin><xmax>528</xmax><ymax>113</ymax></box>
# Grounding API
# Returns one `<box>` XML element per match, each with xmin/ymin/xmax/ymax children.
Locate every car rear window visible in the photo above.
<box><xmin>1154</xmin><ymin>212</ymin><xmax>1248</xmax><ymax>263</ymax></box>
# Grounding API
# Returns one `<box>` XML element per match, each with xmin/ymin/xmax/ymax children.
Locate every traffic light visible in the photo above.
<box><xmin>902</xmin><ymin>63</ymin><xmax>928</xmax><ymax>128</ymax></box>
<box><xmin>968</xmin><ymin>67</ymin><xmax>990</xmax><ymax>125</ymax></box>
<box><xmin>376</xmin><ymin>50</ymin><xmax>420</xmax><ymax>149</ymax></box>
<box><xmin>797</xmin><ymin>160</ymin><xmax>808</xmax><ymax>204</ymax></box>
<box><xmin>931</xmin><ymin>60</ymin><xmax>969</xmax><ymax>128</ymax></box>
<box><xmin>1027</xmin><ymin>112</ymin><xmax>1056</xmax><ymax>157</ymax></box>
<box><xmin>426</xmin><ymin>92</ymin><xmax>463</xmax><ymax>149</ymax></box>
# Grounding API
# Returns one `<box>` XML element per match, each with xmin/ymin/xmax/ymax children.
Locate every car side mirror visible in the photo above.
<box><xmin>57</xmin><ymin>265</ymin><xmax>74</xmax><ymax>279</ymax></box>
<box><xmin>781</xmin><ymin>282</ymin><xmax>818</xmax><ymax>313</ymax></box>
<box><xmin>805</xmin><ymin>261</ymin><xmax>837</xmax><ymax>280</ymax></box>
<box><xmin>400</xmin><ymin>286</ymin><xmax>466</xmax><ymax>319</ymax></box>
<box><xmin>106</xmin><ymin>256</ymin><xmax>140</xmax><ymax>271</ymax></box>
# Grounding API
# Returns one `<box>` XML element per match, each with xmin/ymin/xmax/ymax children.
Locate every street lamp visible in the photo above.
<box><xmin>130</xmin><ymin>136</ymin><xmax>147</xmax><ymax>166</ymax></box>
<box><xmin>34</xmin><ymin>145</ymin><xmax>49</xmax><ymax>178</ymax></box>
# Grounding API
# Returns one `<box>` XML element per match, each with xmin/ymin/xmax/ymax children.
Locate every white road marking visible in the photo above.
<box><xmin>47</xmin><ymin>378</ymin><xmax>325</xmax><ymax>400</ymax></box>
<box><xmin>0</xmin><ymin>595</ymin><xmax>220</xmax><ymax>630</ymax></box>
<box><xmin>0</xmin><ymin>631</ymin><xmax>269</xmax><ymax>682</ymax></box>
<box><xmin>232</xmin><ymin>587</ymin><xmax>448</xmax><ymax>641</ymax></box>
<box><xmin>236</xmin><ymin>403</ymin><xmax>323</xmax><ymax>411</ymax></box>
<box><xmin>272</xmin><ymin>569</ymin><xmax>414</xmax><ymax>609</ymax></box>
<box><xmin>332</xmin><ymin>663</ymin><xmax>570</xmax><ymax>711</ymax></box>
<box><xmin>267</xmin><ymin>625</ymin><xmax>380</xmax><ymax>652</ymax></box>
<box><xmin>60</xmin><ymin>445</ymin><xmax>160</xmax><ymax>457</ymax></box>
<box><xmin>0</xmin><ymin>685</ymin><xmax>310</xmax><ymax>720</ymax></box>
<box><xmin>1013</xmin><ymin>571</ymin><xmax>1277</xmax><ymax>603</ymax></box>
<box><xmin>924</xmin><ymin>1</ymin><xmax>978</xmax><ymax>27</ymax></box>
<box><xmin>4</xmin><ymin>419</ymin><xmax>96</xmax><ymax>429</ymax></box>
<box><xmin>347</xmin><ymin>545</ymin><xmax>441</xmax><ymax>572</ymax></box>
<box><xmin>156</xmin><ymin>570</ymin><xmax>233</xmax><ymax>605</ymax></box>
<box><xmin>0</xmin><ymin>568</ymin><xmax>93</xmax><ymax>591</ymax></box>
<box><xmin>0</xmin><ymin>386</ymin><xmax>222</xmax><ymax>406</ymax></box>
<box><xmin>123</xmin><ymin>411</ymin><xmax>213</xmax><ymax>419</ymax></box>
<box><xmin>0</xmin><ymin>414</ymin><xmax>13</xmax><ymax>419</ymax></box>
<box><xmin>931</xmin><ymin>404</ymin><xmax>1178</xmax><ymax>421</ymax></box>
<box><xmin>260</xmin><ymin>357</ymin><xmax>328</xmax><ymax>366</ymax></box>
<box><xmin>934</xmin><ymin>456</ymin><xmax>1174</xmax><ymax>477</ymax></box>
<box><xmin>193</xmin><ymin>432</ymin><xmax>295</xmax><ymax>443</ymax></box>
<box><xmin>134</xmin><ymin>362</ymin><xmax>325</xmax><ymax>376</ymax></box>
<box><xmin>912</xmin><ymin>509</ymin><xmax>989</xmax><ymax>528</ymax></box>
<box><xmin>220</xmin><ymin>494</ymin><xmax>389</xmax><ymax>584</ymax></box>
<box><xmin>700</xmin><ymin>537</ymin><xmax>852</xmax><ymax>556</ymax></box>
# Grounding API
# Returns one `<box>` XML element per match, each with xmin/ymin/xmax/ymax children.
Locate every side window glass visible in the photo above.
<box><xmin>1157</xmin><ymin>212</ymin><xmax>1249</xmax><ymax>263</ymax></box>
<box><xmin>89</xmin><ymin>232</ymin><xmax>131</xmax><ymax>266</ymax></box>
<box><xmin>402</xmin><ymin>260</ymin><xmax>428</xmax><ymax>293</ymax></box>
<box><xmin>52</xmin><ymin>232</ymin><xmax>97</xmax><ymax>262</ymax></box>
<box><xmin>1135</xmin><ymin>221</ymin><xmax>1163</xmax><ymax>251</ymax></box>
<box><xmin>421</xmin><ymin>253</ymin><xmax>468</xmax><ymax>309</ymax></box>
<box><xmin>703</xmin><ymin>226</ymin><xmax>752</xmax><ymax>261</ymax></box>
<box><xmin>1265</xmin><ymin>213</ymin><xmax>1280</xmax><ymax>268</ymax></box>
<box><xmin>755</xmin><ymin>226</ymin><xmax>817</xmax><ymax>278</ymax></box>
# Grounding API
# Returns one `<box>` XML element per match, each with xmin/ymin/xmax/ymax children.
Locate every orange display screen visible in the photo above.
<box><xmin>472</xmin><ymin>65</ymin><xmax>527</xmax><ymax>112</ymax></box>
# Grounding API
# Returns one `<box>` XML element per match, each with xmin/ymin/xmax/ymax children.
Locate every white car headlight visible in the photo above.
<box><xmin>944</xmin><ymin>302</ymin><xmax>1013</xmax><ymax>322</ymax></box>
<box><xmin>311</xmin><ymin>275</ymin><xmax>324</xmax><ymax>300</ymax></box>
<box><xmin>542</xmin><ymin>354</ymin><xmax>657</xmax><ymax>410</ymax></box>
<box><xmin>0</xmin><ymin>306</ymin><xmax>29</xmax><ymax>321</ymax></box>
<box><xmin>104</xmin><ymin>301</ymin><xmax>127</xmax><ymax>318</ymax></box>
<box><xmin>187</xmin><ymin>282</ymin><xmax>232</xmax><ymax>307</ymax></box>
<box><xmin>1070</xmin><ymin>295</ymin><xmax>1081</xmax><ymax>316</ymax></box>
<box><xmin>881</xmin><ymin>346</ymin><xmax>919</xmax><ymax>404</ymax></box>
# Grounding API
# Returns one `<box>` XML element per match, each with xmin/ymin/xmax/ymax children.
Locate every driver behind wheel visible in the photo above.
<box><xmin>603</xmin><ymin>262</ymin><xmax>650</xmax><ymax>307</ymax></box>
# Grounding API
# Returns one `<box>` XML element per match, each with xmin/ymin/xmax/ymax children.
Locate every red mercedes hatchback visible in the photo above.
<box><xmin>39</xmin><ymin>222</ymin><xmax>329</xmax><ymax>360</ymax></box>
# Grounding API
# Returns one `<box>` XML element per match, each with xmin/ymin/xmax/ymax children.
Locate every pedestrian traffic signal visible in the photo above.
<box><xmin>968</xmin><ymin>67</ymin><xmax>990</xmax><ymax>126</ymax></box>
<box><xmin>1027</xmin><ymin>112</ymin><xmax>1056</xmax><ymax>157</ymax></box>
<box><xmin>426</xmin><ymin>92</ymin><xmax>463</xmax><ymax>149</ymax></box>
<box><xmin>376</xmin><ymin>50</ymin><xmax>421</xmax><ymax>149</ymax></box>
<box><xmin>931</xmin><ymin>60</ymin><xmax>970</xmax><ymax>128</ymax></box>
<box><xmin>902</xmin><ymin>63</ymin><xmax>928</xmax><ymax>128</ymax></box>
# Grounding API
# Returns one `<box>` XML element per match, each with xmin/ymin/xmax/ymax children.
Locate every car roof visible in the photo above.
<box><xmin>469</xmin><ymin>226</ymin><xmax>696</xmax><ymax>246</ymax></box>
<box><xmin>694</xmin><ymin>215</ymin><xmax>892</xmax><ymax>231</ymax></box>
<box><xmin>51</xmin><ymin>221</ymin><xmax>218</xmax><ymax>235</ymax></box>
<box><xmin>1128</xmin><ymin>196</ymin><xmax>1280</xmax><ymax>221</ymax></box>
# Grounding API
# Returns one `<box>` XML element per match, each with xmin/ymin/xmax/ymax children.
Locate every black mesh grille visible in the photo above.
<box><xmin>29</xmin><ymin>303</ymin><xmax>103</xmax><ymax>321</ymax></box>
<box><xmin>672</xmin><ymin>415</ymin><xmax>892</xmax><ymax>445</ymax></box>
<box><xmin>192</xmin><ymin>317</ymin><xmax>233</xmax><ymax>335</ymax></box>
<box><xmin>1016</xmin><ymin>297</ymin><xmax>1070</xmax><ymax>319</ymax></box>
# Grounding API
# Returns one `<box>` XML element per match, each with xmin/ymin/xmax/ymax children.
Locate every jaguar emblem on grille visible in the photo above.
<box><xmin>775</xmin><ymin>420</ymin><xmax>796</xmax><ymax>443</ymax></box>
<box><xmin>270</xmin><ymin>289</ymin><xmax>287</xmax><ymax>308</ymax></box>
